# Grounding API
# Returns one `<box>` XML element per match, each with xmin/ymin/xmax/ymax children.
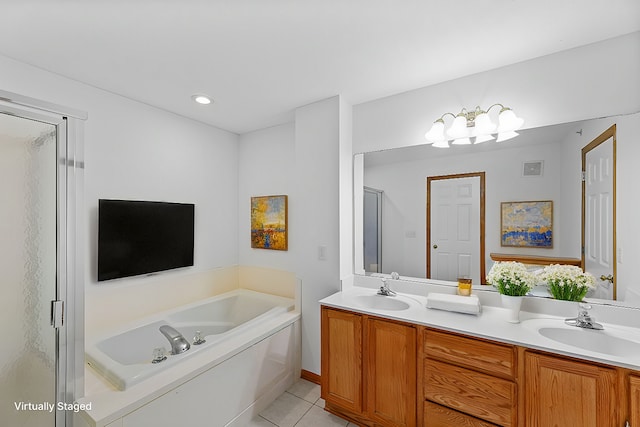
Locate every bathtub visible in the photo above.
<box><xmin>85</xmin><ymin>289</ymin><xmax>295</xmax><ymax>391</ymax></box>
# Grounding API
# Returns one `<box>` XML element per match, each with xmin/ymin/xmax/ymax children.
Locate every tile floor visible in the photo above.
<box><xmin>248</xmin><ymin>378</ymin><xmax>356</xmax><ymax>427</ymax></box>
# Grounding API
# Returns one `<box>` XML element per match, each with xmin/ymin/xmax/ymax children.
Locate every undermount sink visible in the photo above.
<box><xmin>537</xmin><ymin>327</ymin><xmax>640</xmax><ymax>357</ymax></box>
<box><xmin>351</xmin><ymin>294</ymin><xmax>411</xmax><ymax>311</ymax></box>
<box><xmin>523</xmin><ymin>319</ymin><xmax>640</xmax><ymax>358</ymax></box>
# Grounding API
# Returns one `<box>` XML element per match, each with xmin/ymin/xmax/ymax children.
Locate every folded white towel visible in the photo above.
<box><xmin>426</xmin><ymin>293</ymin><xmax>481</xmax><ymax>315</ymax></box>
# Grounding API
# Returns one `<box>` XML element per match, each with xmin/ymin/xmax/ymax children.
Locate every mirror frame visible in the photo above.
<box><xmin>581</xmin><ymin>124</ymin><xmax>617</xmax><ymax>298</ymax></box>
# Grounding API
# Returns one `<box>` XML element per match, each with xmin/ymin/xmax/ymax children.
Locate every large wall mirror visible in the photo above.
<box><xmin>354</xmin><ymin>111</ymin><xmax>640</xmax><ymax>307</ymax></box>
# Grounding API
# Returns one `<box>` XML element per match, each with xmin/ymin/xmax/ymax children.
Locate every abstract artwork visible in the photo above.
<box><xmin>251</xmin><ymin>195</ymin><xmax>288</xmax><ymax>250</ymax></box>
<box><xmin>501</xmin><ymin>200</ymin><xmax>553</xmax><ymax>248</ymax></box>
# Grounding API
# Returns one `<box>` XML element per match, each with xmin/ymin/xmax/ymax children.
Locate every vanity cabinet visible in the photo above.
<box><xmin>367</xmin><ymin>318</ymin><xmax>417</xmax><ymax>426</ymax></box>
<box><xmin>321</xmin><ymin>302</ymin><xmax>640</xmax><ymax>427</ymax></box>
<box><xmin>320</xmin><ymin>307</ymin><xmax>363</xmax><ymax>414</ymax></box>
<box><xmin>629</xmin><ymin>375</ymin><xmax>640</xmax><ymax>427</ymax></box>
<box><xmin>421</xmin><ymin>329</ymin><xmax>517</xmax><ymax>427</ymax></box>
<box><xmin>321</xmin><ymin>306</ymin><xmax>417</xmax><ymax>427</ymax></box>
<box><xmin>524</xmin><ymin>351</ymin><xmax>619</xmax><ymax>427</ymax></box>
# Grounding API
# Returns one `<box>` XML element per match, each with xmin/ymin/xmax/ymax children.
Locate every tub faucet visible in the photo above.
<box><xmin>159</xmin><ymin>325</ymin><xmax>191</xmax><ymax>355</ymax></box>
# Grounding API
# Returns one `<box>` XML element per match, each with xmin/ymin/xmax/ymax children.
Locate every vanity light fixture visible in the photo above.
<box><xmin>191</xmin><ymin>94</ymin><xmax>212</xmax><ymax>105</ymax></box>
<box><xmin>424</xmin><ymin>104</ymin><xmax>524</xmax><ymax>148</ymax></box>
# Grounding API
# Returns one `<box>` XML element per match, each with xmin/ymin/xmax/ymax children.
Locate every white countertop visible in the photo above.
<box><xmin>320</xmin><ymin>287</ymin><xmax>640</xmax><ymax>371</ymax></box>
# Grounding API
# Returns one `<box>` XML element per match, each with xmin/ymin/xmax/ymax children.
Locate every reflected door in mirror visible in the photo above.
<box><xmin>584</xmin><ymin>126</ymin><xmax>615</xmax><ymax>299</ymax></box>
<box><xmin>429</xmin><ymin>175</ymin><xmax>481</xmax><ymax>285</ymax></box>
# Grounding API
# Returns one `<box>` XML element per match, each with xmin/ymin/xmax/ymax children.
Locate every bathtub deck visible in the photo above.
<box><xmin>77</xmin><ymin>310</ymin><xmax>300</xmax><ymax>427</ymax></box>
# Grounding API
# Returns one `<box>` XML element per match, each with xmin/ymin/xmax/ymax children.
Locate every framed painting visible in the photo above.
<box><xmin>251</xmin><ymin>195</ymin><xmax>288</xmax><ymax>250</ymax></box>
<box><xmin>501</xmin><ymin>200</ymin><xmax>553</xmax><ymax>248</ymax></box>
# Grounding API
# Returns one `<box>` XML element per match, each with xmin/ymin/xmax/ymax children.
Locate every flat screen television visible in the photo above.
<box><xmin>97</xmin><ymin>199</ymin><xmax>195</xmax><ymax>281</ymax></box>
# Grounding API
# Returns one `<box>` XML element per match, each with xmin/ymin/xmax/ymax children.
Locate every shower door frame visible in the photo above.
<box><xmin>0</xmin><ymin>89</ymin><xmax>86</xmax><ymax>427</ymax></box>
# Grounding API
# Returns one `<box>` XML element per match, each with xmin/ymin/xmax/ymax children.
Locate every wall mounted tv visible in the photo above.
<box><xmin>97</xmin><ymin>199</ymin><xmax>195</xmax><ymax>282</ymax></box>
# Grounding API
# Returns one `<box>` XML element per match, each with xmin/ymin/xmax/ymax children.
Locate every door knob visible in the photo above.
<box><xmin>599</xmin><ymin>274</ymin><xmax>614</xmax><ymax>283</ymax></box>
<box><xmin>433</xmin><ymin>244</ymin><xmax>438</xmax><ymax>249</ymax></box>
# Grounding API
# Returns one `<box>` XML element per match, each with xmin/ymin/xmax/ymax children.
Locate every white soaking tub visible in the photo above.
<box><xmin>85</xmin><ymin>289</ymin><xmax>295</xmax><ymax>390</ymax></box>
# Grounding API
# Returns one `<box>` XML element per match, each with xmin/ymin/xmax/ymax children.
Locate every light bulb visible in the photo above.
<box><xmin>474</xmin><ymin>112</ymin><xmax>497</xmax><ymax>134</ymax></box>
<box><xmin>424</xmin><ymin>120</ymin><xmax>445</xmax><ymax>143</ymax></box>
<box><xmin>447</xmin><ymin>115</ymin><xmax>468</xmax><ymax>139</ymax></box>
<box><xmin>497</xmin><ymin>109</ymin><xmax>524</xmax><ymax>132</ymax></box>
<box><xmin>192</xmin><ymin>94</ymin><xmax>212</xmax><ymax>105</ymax></box>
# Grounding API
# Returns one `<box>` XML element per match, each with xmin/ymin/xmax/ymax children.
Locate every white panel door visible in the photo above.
<box><xmin>430</xmin><ymin>176</ymin><xmax>480</xmax><ymax>285</ymax></box>
<box><xmin>585</xmin><ymin>137</ymin><xmax>614</xmax><ymax>299</ymax></box>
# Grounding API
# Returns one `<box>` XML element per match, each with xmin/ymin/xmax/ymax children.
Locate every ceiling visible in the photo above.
<box><xmin>1</xmin><ymin>1</ymin><xmax>639</xmax><ymax>135</ymax></box>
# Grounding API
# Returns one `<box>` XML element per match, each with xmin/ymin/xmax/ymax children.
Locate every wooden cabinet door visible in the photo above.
<box><xmin>367</xmin><ymin>318</ymin><xmax>417</xmax><ymax>427</ymax></box>
<box><xmin>630</xmin><ymin>375</ymin><xmax>640</xmax><ymax>427</ymax></box>
<box><xmin>321</xmin><ymin>307</ymin><xmax>363</xmax><ymax>414</ymax></box>
<box><xmin>525</xmin><ymin>352</ymin><xmax>618</xmax><ymax>427</ymax></box>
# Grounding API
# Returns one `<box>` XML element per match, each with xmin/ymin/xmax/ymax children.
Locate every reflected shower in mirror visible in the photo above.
<box><xmin>363</xmin><ymin>187</ymin><xmax>383</xmax><ymax>273</ymax></box>
<box><xmin>355</xmin><ymin>112</ymin><xmax>640</xmax><ymax>307</ymax></box>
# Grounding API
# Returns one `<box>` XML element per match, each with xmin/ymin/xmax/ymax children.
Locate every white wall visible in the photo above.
<box><xmin>294</xmin><ymin>96</ymin><xmax>346</xmax><ymax>374</ymax></box>
<box><xmin>237</xmin><ymin>101</ymin><xmax>351</xmax><ymax>375</ymax></box>
<box><xmin>238</xmin><ymin>123</ymin><xmax>295</xmax><ymax>271</ymax></box>
<box><xmin>0</xmin><ymin>54</ymin><xmax>241</xmax><ymax>336</ymax></box>
<box><xmin>85</xmin><ymin>96</ymin><xmax>240</xmax><ymax>280</ymax></box>
<box><xmin>339</xmin><ymin>97</ymin><xmax>354</xmax><ymax>281</ymax></box>
<box><xmin>353</xmin><ymin>32</ymin><xmax>640</xmax><ymax>154</ymax></box>
<box><xmin>614</xmin><ymin>113</ymin><xmax>640</xmax><ymax>303</ymax></box>
<box><xmin>237</xmin><ymin>123</ymin><xmax>298</xmax><ymax>298</ymax></box>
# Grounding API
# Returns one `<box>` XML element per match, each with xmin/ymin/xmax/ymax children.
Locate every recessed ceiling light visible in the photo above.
<box><xmin>191</xmin><ymin>94</ymin><xmax>212</xmax><ymax>105</ymax></box>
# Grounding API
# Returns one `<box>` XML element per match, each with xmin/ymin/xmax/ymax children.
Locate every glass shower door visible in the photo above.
<box><xmin>0</xmin><ymin>112</ymin><xmax>57</xmax><ymax>426</ymax></box>
<box><xmin>363</xmin><ymin>187</ymin><xmax>382</xmax><ymax>273</ymax></box>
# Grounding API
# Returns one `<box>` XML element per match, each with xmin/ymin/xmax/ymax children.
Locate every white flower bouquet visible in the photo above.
<box><xmin>486</xmin><ymin>261</ymin><xmax>535</xmax><ymax>296</ymax></box>
<box><xmin>540</xmin><ymin>264</ymin><xmax>595</xmax><ymax>301</ymax></box>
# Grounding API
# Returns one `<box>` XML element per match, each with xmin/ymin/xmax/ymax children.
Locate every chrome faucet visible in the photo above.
<box><xmin>377</xmin><ymin>272</ymin><xmax>399</xmax><ymax>296</ymax></box>
<box><xmin>159</xmin><ymin>325</ymin><xmax>191</xmax><ymax>354</ymax></box>
<box><xmin>565</xmin><ymin>303</ymin><xmax>604</xmax><ymax>330</ymax></box>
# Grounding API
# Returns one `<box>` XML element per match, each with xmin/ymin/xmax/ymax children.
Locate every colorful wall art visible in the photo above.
<box><xmin>251</xmin><ymin>195</ymin><xmax>288</xmax><ymax>250</ymax></box>
<box><xmin>501</xmin><ymin>200</ymin><xmax>553</xmax><ymax>248</ymax></box>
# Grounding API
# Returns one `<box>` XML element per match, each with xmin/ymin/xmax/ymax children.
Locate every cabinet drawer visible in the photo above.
<box><xmin>424</xmin><ymin>401</ymin><xmax>499</xmax><ymax>427</ymax></box>
<box><xmin>424</xmin><ymin>359</ymin><xmax>516</xmax><ymax>427</ymax></box>
<box><xmin>423</xmin><ymin>329</ymin><xmax>515</xmax><ymax>379</ymax></box>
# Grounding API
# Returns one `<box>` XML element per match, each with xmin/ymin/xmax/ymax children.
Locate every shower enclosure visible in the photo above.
<box><xmin>0</xmin><ymin>90</ymin><xmax>85</xmax><ymax>426</ymax></box>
